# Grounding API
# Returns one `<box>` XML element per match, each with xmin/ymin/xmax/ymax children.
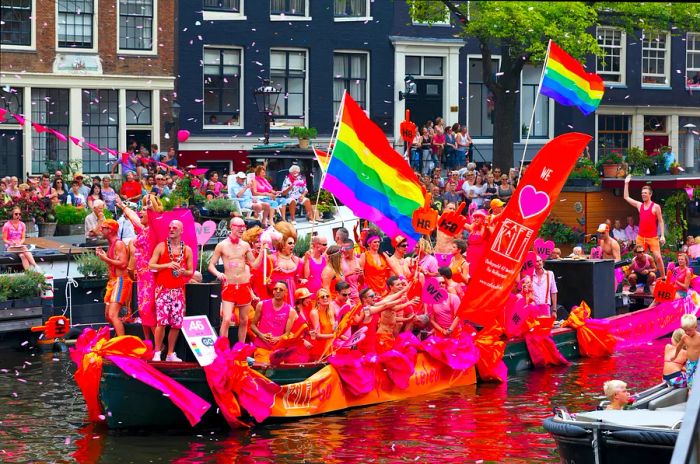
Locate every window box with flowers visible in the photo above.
<box><xmin>566</xmin><ymin>157</ymin><xmax>601</xmax><ymax>187</ymax></box>
<box><xmin>595</xmin><ymin>151</ymin><xmax>625</xmax><ymax>178</ymax></box>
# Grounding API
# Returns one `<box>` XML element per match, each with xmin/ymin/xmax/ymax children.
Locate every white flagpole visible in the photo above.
<box><xmin>518</xmin><ymin>39</ymin><xmax>552</xmax><ymax>183</ymax></box>
<box><xmin>312</xmin><ymin>91</ymin><xmax>347</xmax><ymax>234</ymax></box>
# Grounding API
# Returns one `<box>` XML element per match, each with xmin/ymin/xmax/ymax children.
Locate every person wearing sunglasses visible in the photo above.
<box><xmin>270</xmin><ymin>233</ymin><xmax>302</xmax><ymax>304</ymax></box>
<box><xmin>626</xmin><ymin>246</ymin><xmax>657</xmax><ymax>293</ymax></box>
<box><xmin>303</xmin><ymin>235</ymin><xmax>328</xmax><ymax>296</ymax></box>
<box><xmin>250</xmin><ymin>280</ymin><xmax>299</xmax><ymax>363</ymax></box>
<box><xmin>2</xmin><ymin>206</ymin><xmax>40</xmax><ymax>271</ymax></box>
<box><xmin>359</xmin><ymin>230</ymin><xmax>391</xmax><ymax>295</ymax></box>
<box><xmin>426</xmin><ymin>277</ymin><xmax>461</xmax><ymax>338</ymax></box>
<box><xmin>388</xmin><ymin>235</ymin><xmax>411</xmax><ymax>278</ymax></box>
<box><xmin>307</xmin><ymin>288</ymin><xmax>336</xmax><ymax>361</ymax></box>
<box><xmin>375</xmin><ymin>277</ymin><xmax>419</xmax><ymax>353</ymax></box>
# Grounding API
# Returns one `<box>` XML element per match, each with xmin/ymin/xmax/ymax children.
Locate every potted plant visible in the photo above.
<box><xmin>289</xmin><ymin>126</ymin><xmax>318</xmax><ymax>149</ymax></box>
<box><xmin>595</xmin><ymin>151</ymin><xmax>624</xmax><ymax>178</ymax></box>
<box><xmin>55</xmin><ymin>204</ymin><xmax>89</xmax><ymax>236</ymax></box>
<box><xmin>314</xmin><ymin>189</ymin><xmax>336</xmax><ymax>220</ymax></box>
<box><xmin>670</xmin><ymin>161</ymin><xmax>682</xmax><ymax>175</ymax></box>
<box><xmin>36</xmin><ymin>199</ymin><xmax>58</xmax><ymax>237</ymax></box>
<box><xmin>0</xmin><ymin>271</ymin><xmax>48</xmax><ymax>309</ymax></box>
<box><xmin>566</xmin><ymin>157</ymin><xmax>601</xmax><ymax>187</ymax></box>
<box><xmin>201</xmin><ymin>197</ymin><xmax>239</xmax><ymax>219</ymax></box>
<box><xmin>74</xmin><ymin>251</ymin><xmax>109</xmax><ymax>288</ymax></box>
<box><xmin>624</xmin><ymin>147</ymin><xmax>654</xmax><ymax>176</ymax></box>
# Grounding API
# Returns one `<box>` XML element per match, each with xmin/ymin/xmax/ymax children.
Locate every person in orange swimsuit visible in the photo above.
<box><xmin>359</xmin><ymin>231</ymin><xmax>392</xmax><ymax>294</ymax></box>
<box><xmin>308</xmin><ymin>288</ymin><xmax>336</xmax><ymax>360</ymax></box>
<box><xmin>448</xmin><ymin>238</ymin><xmax>470</xmax><ymax>289</ymax></box>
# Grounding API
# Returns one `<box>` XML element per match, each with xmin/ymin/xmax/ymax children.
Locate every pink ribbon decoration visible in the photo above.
<box><xmin>69</xmin><ymin>327</ymin><xmax>211</xmax><ymax>426</ymax></box>
<box><xmin>328</xmin><ymin>351</ymin><xmax>377</xmax><ymax>396</ymax></box>
<box><xmin>12</xmin><ymin>113</ymin><xmax>25</xmax><ymax>125</ymax></box>
<box><xmin>203</xmin><ymin>338</ymin><xmax>281</xmax><ymax>426</ymax></box>
<box><xmin>522</xmin><ymin>317</ymin><xmax>570</xmax><ymax>367</ymax></box>
<box><xmin>48</xmin><ymin>128</ymin><xmax>68</xmax><ymax>142</ymax></box>
<box><xmin>31</xmin><ymin>122</ymin><xmax>49</xmax><ymax>133</ymax></box>
<box><xmin>420</xmin><ymin>332</ymin><xmax>480</xmax><ymax>370</ymax></box>
<box><xmin>84</xmin><ymin>141</ymin><xmax>103</xmax><ymax>154</ymax></box>
<box><xmin>69</xmin><ymin>136</ymin><xmax>83</xmax><ymax>147</ymax></box>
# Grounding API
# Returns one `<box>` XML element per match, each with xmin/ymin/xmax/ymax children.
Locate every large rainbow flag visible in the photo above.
<box><xmin>323</xmin><ymin>93</ymin><xmax>424</xmax><ymax>245</ymax></box>
<box><xmin>540</xmin><ymin>41</ymin><xmax>604</xmax><ymax>116</ymax></box>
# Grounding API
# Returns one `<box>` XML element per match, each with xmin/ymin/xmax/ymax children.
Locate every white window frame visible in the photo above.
<box><xmin>596</xmin><ymin>26</ymin><xmax>626</xmax><ymax>86</ymax></box>
<box><xmin>332</xmin><ymin>49</ymin><xmax>370</xmax><ymax>116</ymax></box>
<box><xmin>408</xmin><ymin>0</ymin><xmax>449</xmax><ymax>26</ymax></box>
<box><xmin>202</xmin><ymin>0</ymin><xmax>246</xmax><ymax>21</ymax></box>
<box><xmin>0</xmin><ymin>0</ymin><xmax>36</xmax><ymax>51</ymax></box>
<box><xmin>641</xmin><ymin>31</ymin><xmax>670</xmax><ymax>88</ymax></box>
<box><xmin>520</xmin><ymin>64</ymin><xmax>554</xmax><ymax>141</ymax></box>
<box><xmin>55</xmin><ymin>0</ymin><xmax>99</xmax><ymax>53</ymax></box>
<box><xmin>687</xmin><ymin>32</ymin><xmax>700</xmax><ymax>89</ymax></box>
<box><xmin>270</xmin><ymin>0</ymin><xmax>311</xmax><ymax>22</ymax></box>
<box><xmin>116</xmin><ymin>0</ymin><xmax>158</xmax><ymax>55</ymax></box>
<box><xmin>202</xmin><ymin>45</ymin><xmax>245</xmax><ymax>130</ymax></box>
<box><xmin>333</xmin><ymin>0</ymin><xmax>372</xmax><ymax>22</ymax></box>
<box><xmin>466</xmin><ymin>54</ymin><xmax>501</xmax><ymax>141</ymax></box>
<box><xmin>270</xmin><ymin>47</ymin><xmax>309</xmax><ymax>129</ymax></box>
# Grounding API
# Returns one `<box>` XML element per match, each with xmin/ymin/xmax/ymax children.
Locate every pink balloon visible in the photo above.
<box><xmin>177</xmin><ymin>129</ymin><xmax>190</xmax><ymax>143</ymax></box>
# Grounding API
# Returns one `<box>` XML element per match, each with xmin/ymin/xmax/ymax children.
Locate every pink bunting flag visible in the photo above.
<box><xmin>171</xmin><ymin>167</ymin><xmax>184</xmax><ymax>178</ymax></box>
<box><xmin>31</xmin><ymin>122</ymin><xmax>49</xmax><ymax>133</ymax></box>
<box><xmin>189</xmin><ymin>168</ymin><xmax>209</xmax><ymax>176</ymax></box>
<box><xmin>69</xmin><ymin>136</ymin><xmax>83</xmax><ymax>147</ymax></box>
<box><xmin>104</xmin><ymin>148</ymin><xmax>118</xmax><ymax>157</ymax></box>
<box><xmin>84</xmin><ymin>141</ymin><xmax>103</xmax><ymax>155</ymax></box>
<box><xmin>12</xmin><ymin>114</ymin><xmax>25</xmax><ymax>126</ymax></box>
<box><xmin>0</xmin><ymin>108</ymin><xmax>8</xmax><ymax>122</ymax></box>
<box><xmin>48</xmin><ymin>128</ymin><xmax>68</xmax><ymax>142</ymax></box>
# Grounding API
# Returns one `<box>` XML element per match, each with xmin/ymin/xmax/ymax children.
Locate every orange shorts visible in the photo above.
<box><xmin>636</xmin><ymin>236</ymin><xmax>660</xmax><ymax>254</ymax></box>
<box><xmin>104</xmin><ymin>276</ymin><xmax>133</xmax><ymax>306</ymax></box>
<box><xmin>222</xmin><ymin>282</ymin><xmax>253</xmax><ymax>305</ymax></box>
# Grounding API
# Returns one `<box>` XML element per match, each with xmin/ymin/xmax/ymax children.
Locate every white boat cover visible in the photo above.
<box><xmin>575</xmin><ymin>409</ymin><xmax>684</xmax><ymax>429</ymax></box>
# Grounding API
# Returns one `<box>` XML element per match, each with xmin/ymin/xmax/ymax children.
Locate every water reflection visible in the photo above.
<box><xmin>0</xmin><ymin>339</ymin><xmax>665</xmax><ymax>463</ymax></box>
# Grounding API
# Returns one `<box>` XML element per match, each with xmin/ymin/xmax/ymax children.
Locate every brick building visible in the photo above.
<box><xmin>0</xmin><ymin>0</ymin><xmax>176</xmax><ymax>177</ymax></box>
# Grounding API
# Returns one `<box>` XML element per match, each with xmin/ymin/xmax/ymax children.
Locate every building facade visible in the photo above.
<box><xmin>0</xmin><ymin>0</ymin><xmax>176</xmax><ymax>178</ymax></box>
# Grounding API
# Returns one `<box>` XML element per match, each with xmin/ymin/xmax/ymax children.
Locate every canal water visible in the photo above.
<box><xmin>0</xmin><ymin>338</ymin><xmax>667</xmax><ymax>463</ymax></box>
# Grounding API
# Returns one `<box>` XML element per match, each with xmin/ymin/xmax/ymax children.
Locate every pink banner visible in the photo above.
<box><xmin>608</xmin><ymin>294</ymin><xmax>699</xmax><ymax>348</ymax></box>
<box><xmin>147</xmin><ymin>208</ymin><xmax>199</xmax><ymax>271</ymax></box>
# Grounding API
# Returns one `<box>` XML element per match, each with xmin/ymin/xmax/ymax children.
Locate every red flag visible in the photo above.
<box><xmin>457</xmin><ymin>133</ymin><xmax>592</xmax><ymax>326</ymax></box>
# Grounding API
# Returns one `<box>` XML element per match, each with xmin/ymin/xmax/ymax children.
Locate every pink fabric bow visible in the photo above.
<box><xmin>420</xmin><ymin>332</ymin><xmax>480</xmax><ymax>370</ymax></box>
<box><xmin>203</xmin><ymin>338</ymin><xmax>281</xmax><ymax>427</ymax></box>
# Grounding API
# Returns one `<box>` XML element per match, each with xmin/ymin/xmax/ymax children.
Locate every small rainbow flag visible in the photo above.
<box><xmin>313</xmin><ymin>146</ymin><xmax>331</xmax><ymax>172</ymax></box>
<box><xmin>540</xmin><ymin>41</ymin><xmax>604</xmax><ymax>116</ymax></box>
<box><xmin>323</xmin><ymin>93</ymin><xmax>425</xmax><ymax>245</ymax></box>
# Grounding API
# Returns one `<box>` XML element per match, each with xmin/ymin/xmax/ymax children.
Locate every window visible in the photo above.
<box><xmin>406</xmin><ymin>56</ymin><xmax>443</xmax><ymax>78</ymax></box>
<box><xmin>82</xmin><ymin>89</ymin><xmax>118</xmax><ymax>173</ymax></box>
<box><xmin>521</xmin><ymin>65</ymin><xmax>550</xmax><ymax>138</ymax></box>
<box><xmin>58</xmin><ymin>0</ymin><xmax>95</xmax><ymax>49</ymax></box>
<box><xmin>126</xmin><ymin>90</ymin><xmax>151</xmax><ymax>125</ymax></box>
<box><xmin>31</xmin><ymin>89</ymin><xmax>70</xmax><ymax>174</ymax></box>
<box><xmin>271</xmin><ymin>50</ymin><xmax>306</xmax><ymax>127</ymax></box>
<box><xmin>687</xmin><ymin>33</ymin><xmax>700</xmax><ymax>88</ymax></box>
<box><xmin>203</xmin><ymin>0</ymin><xmax>240</xmax><ymax>11</ymax></box>
<box><xmin>0</xmin><ymin>87</ymin><xmax>23</xmax><ymax>125</ymax></box>
<box><xmin>203</xmin><ymin>48</ymin><xmax>242</xmax><ymax>127</ymax></box>
<box><xmin>468</xmin><ymin>57</ymin><xmax>500</xmax><ymax>138</ymax></box>
<box><xmin>641</xmin><ymin>32</ymin><xmax>669</xmax><ymax>86</ymax></box>
<box><xmin>333</xmin><ymin>52</ymin><xmax>368</xmax><ymax>116</ymax></box>
<box><xmin>598</xmin><ymin>115</ymin><xmax>631</xmax><ymax>160</ymax></box>
<box><xmin>596</xmin><ymin>27</ymin><xmax>625</xmax><ymax>85</ymax></box>
<box><xmin>270</xmin><ymin>0</ymin><xmax>305</xmax><ymax>16</ymax></box>
<box><xmin>119</xmin><ymin>0</ymin><xmax>154</xmax><ymax>51</ymax></box>
<box><xmin>1</xmin><ymin>0</ymin><xmax>32</xmax><ymax>47</ymax></box>
<box><xmin>334</xmin><ymin>0</ymin><xmax>367</xmax><ymax>18</ymax></box>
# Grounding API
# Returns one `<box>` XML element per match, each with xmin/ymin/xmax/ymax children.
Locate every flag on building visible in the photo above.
<box><xmin>322</xmin><ymin>92</ymin><xmax>425</xmax><ymax>246</ymax></box>
<box><xmin>540</xmin><ymin>41</ymin><xmax>604</xmax><ymax>116</ymax></box>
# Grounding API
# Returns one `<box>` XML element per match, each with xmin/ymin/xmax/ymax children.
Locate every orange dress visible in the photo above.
<box><xmin>363</xmin><ymin>252</ymin><xmax>391</xmax><ymax>294</ymax></box>
<box><xmin>449</xmin><ymin>255</ymin><xmax>468</xmax><ymax>285</ymax></box>
<box><xmin>310</xmin><ymin>307</ymin><xmax>335</xmax><ymax>360</ymax></box>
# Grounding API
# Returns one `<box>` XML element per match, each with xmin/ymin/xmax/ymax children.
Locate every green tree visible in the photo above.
<box><xmin>408</xmin><ymin>1</ymin><xmax>700</xmax><ymax>170</ymax></box>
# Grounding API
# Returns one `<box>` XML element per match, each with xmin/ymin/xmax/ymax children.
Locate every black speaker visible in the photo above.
<box><xmin>545</xmin><ymin>259</ymin><xmax>616</xmax><ymax>318</ymax></box>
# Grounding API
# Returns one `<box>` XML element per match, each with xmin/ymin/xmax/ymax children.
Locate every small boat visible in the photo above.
<box><xmin>543</xmin><ymin>383</ymin><xmax>686</xmax><ymax>464</ymax></box>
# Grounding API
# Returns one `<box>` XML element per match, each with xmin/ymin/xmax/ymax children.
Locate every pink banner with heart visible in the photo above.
<box><xmin>533</xmin><ymin>238</ymin><xmax>555</xmax><ymax>260</ymax></box>
<box><xmin>458</xmin><ymin>133</ymin><xmax>592</xmax><ymax>327</ymax></box>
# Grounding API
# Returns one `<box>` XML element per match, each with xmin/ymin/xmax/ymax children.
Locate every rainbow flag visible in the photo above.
<box><xmin>540</xmin><ymin>41</ymin><xmax>604</xmax><ymax>116</ymax></box>
<box><xmin>313</xmin><ymin>146</ymin><xmax>331</xmax><ymax>172</ymax></box>
<box><xmin>323</xmin><ymin>93</ymin><xmax>425</xmax><ymax>245</ymax></box>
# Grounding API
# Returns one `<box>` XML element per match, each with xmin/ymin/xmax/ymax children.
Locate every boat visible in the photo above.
<box><xmin>543</xmin><ymin>383</ymin><xmax>686</xmax><ymax>464</ymax></box>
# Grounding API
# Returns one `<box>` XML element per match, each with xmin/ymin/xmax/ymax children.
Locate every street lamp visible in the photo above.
<box><xmin>398</xmin><ymin>75</ymin><xmax>417</xmax><ymax>101</ymax></box>
<box><xmin>253</xmin><ymin>79</ymin><xmax>282</xmax><ymax>145</ymax></box>
<box><xmin>684</xmin><ymin>123</ymin><xmax>697</xmax><ymax>173</ymax></box>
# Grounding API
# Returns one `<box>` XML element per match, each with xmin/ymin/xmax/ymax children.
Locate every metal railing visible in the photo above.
<box><xmin>671</xmin><ymin>369</ymin><xmax>700</xmax><ymax>463</ymax></box>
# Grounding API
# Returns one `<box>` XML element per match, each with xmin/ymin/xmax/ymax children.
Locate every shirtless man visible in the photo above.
<box><xmin>624</xmin><ymin>175</ymin><xmax>666</xmax><ymax>278</ymax></box>
<box><xmin>209</xmin><ymin>217</ymin><xmax>265</xmax><ymax>342</ymax></box>
<box><xmin>597</xmin><ymin>223</ymin><xmax>621</xmax><ymax>262</ymax></box>
<box><xmin>387</xmin><ymin>235</ymin><xmax>411</xmax><ymax>277</ymax></box>
<box><xmin>376</xmin><ymin>276</ymin><xmax>420</xmax><ymax>350</ymax></box>
<box><xmin>674</xmin><ymin>314</ymin><xmax>700</xmax><ymax>391</ymax></box>
<box><xmin>603</xmin><ymin>380</ymin><xmax>631</xmax><ymax>410</ymax></box>
<box><xmin>95</xmin><ymin>219</ymin><xmax>131</xmax><ymax>336</ymax></box>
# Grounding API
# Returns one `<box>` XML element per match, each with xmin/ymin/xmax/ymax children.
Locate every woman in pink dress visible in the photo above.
<box><xmin>270</xmin><ymin>234</ymin><xmax>302</xmax><ymax>304</ymax></box>
<box><xmin>2</xmin><ymin>207</ymin><xmax>38</xmax><ymax>271</ymax></box>
<box><xmin>122</xmin><ymin>197</ymin><xmax>161</xmax><ymax>343</ymax></box>
<box><xmin>465</xmin><ymin>209</ymin><xmax>489</xmax><ymax>273</ymax></box>
<box><xmin>303</xmin><ymin>235</ymin><xmax>328</xmax><ymax>296</ymax></box>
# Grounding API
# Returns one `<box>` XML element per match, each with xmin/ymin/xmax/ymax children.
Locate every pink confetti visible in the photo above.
<box><xmin>64</xmin><ymin>437</ymin><xmax>71</xmax><ymax>445</ymax></box>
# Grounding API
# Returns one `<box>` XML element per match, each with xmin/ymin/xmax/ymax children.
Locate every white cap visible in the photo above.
<box><xmin>236</xmin><ymin>171</ymin><xmax>246</xmax><ymax>179</ymax></box>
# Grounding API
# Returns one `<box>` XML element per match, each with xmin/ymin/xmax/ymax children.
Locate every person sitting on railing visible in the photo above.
<box><xmin>228</xmin><ymin>171</ymin><xmax>273</xmax><ymax>227</ymax></box>
<box><xmin>84</xmin><ymin>200</ymin><xmax>107</xmax><ymax>244</ymax></box>
<box><xmin>626</xmin><ymin>245</ymin><xmax>658</xmax><ymax>293</ymax></box>
<box><xmin>664</xmin><ymin>328</ymin><xmax>688</xmax><ymax>388</ymax></box>
<box><xmin>2</xmin><ymin>206</ymin><xmax>40</xmax><ymax>271</ymax></box>
<box><xmin>278</xmin><ymin>165</ymin><xmax>315</xmax><ymax>225</ymax></box>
